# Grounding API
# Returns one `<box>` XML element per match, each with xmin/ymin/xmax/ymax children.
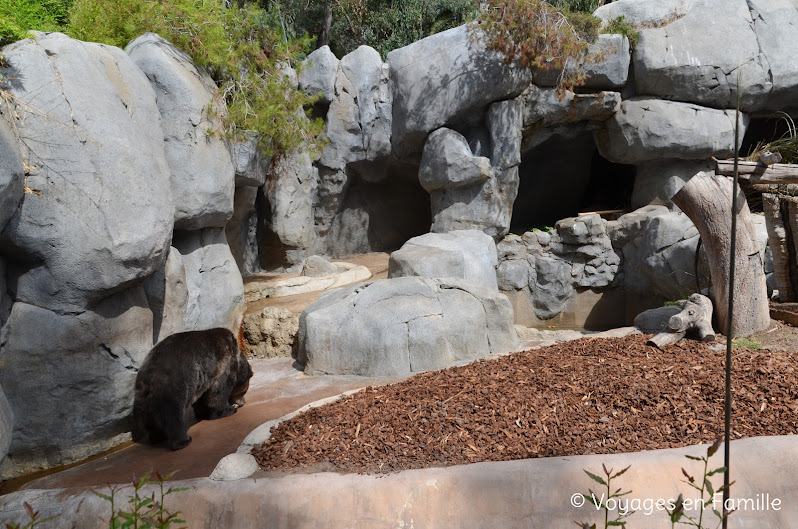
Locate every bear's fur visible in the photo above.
<box><xmin>133</xmin><ymin>328</ymin><xmax>253</xmax><ymax>450</ymax></box>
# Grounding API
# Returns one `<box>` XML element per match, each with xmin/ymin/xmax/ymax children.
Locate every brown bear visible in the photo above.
<box><xmin>133</xmin><ymin>327</ymin><xmax>253</xmax><ymax>450</ymax></box>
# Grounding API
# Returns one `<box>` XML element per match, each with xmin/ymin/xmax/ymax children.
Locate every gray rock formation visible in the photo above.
<box><xmin>0</xmin><ymin>289</ymin><xmax>153</xmax><ymax>479</ymax></box>
<box><xmin>532</xmin><ymin>34</ymin><xmax>630</xmax><ymax>90</ymax></box>
<box><xmin>388</xmin><ymin>230</ymin><xmax>499</xmax><ymax>291</ymax></box>
<box><xmin>298</xmin><ymin>277</ymin><xmax>517</xmax><ymax>376</ymax></box>
<box><xmin>259</xmin><ymin>151</ymin><xmax>316</xmax><ymax>269</ymax></box>
<box><xmin>232</xmin><ymin>134</ymin><xmax>270</xmax><ymax>187</ymax></box>
<box><xmin>0</xmin><ymin>33</ymin><xmax>173</xmax><ymax>313</ymax></box>
<box><xmin>143</xmin><ymin>246</ymin><xmax>188</xmax><ymax>344</ymax></box>
<box><xmin>595</xmin><ymin>97</ymin><xmax>747</xmax><ymax>164</ymax></box>
<box><xmin>301</xmin><ymin>255</ymin><xmax>337</xmax><ymax>277</ymax></box>
<box><xmin>388</xmin><ymin>24</ymin><xmax>532</xmax><ymax>158</ymax></box>
<box><xmin>0</xmin><ymin>383</ymin><xmax>12</xmax><ymax>464</ymax></box>
<box><xmin>127</xmin><ymin>33</ymin><xmax>235</xmax><ymax>230</ymax></box>
<box><xmin>319</xmin><ymin>45</ymin><xmax>391</xmax><ymax>174</ymax></box>
<box><xmin>226</xmin><ymin>186</ymin><xmax>261</xmax><ymax>275</ymax></box>
<box><xmin>599</xmin><ymin>0</ymin><xmax>798</xmax><ymax>111</ymax></box>
<box><xmin>299</xmin><ymin>45</ymin><xmax>339</xmax><ymax>106</ymax></box>
<box><xmin>242</xmin><ymin>307</ymin><xmax>299</xmax><ymax>358</ymax></box>
<box><xmin>173</xmin><ymin>228</ymin><xmax>245</xmax><ymax>333</ymax></box>
<box><xmin>0</xmin><ymin>118</ymin><xmax>23</xmax><ymax>231</ymax></box>
<box><xmin>419</xmin><ymin>126</ymin><xmax>518</xmax><ymax>239</ymax></box>
<box><xmin>632</xmin><ymin>160</ymin><xmax>714</xmax><ymax>210</ymax></box>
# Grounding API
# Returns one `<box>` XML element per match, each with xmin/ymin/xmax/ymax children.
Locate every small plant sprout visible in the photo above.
<box><xmin>576</xmin><ymin>463</ymin><xmax>633</xmax><ymax>528</ymax></box>
<box><xmin>91</xmin><ymin>471</ymin><xmax>188</xmax><ymax>529</ymax></box>
<box><xmin>666</xmin><ymin>438</ymin><xmax>734</xmax><ymax>528</ymax></box>
<box><xmin>2</xmin><ymin>502</ymin><xmax>59</xmax><ymax>529</ymax></box>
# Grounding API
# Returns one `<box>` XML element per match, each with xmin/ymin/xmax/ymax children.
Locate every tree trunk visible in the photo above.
<box><xmin>762</xmin><ymin>193</ymin><xmax>795</xmax><ymax>301</ymax></box>
<box><xmin>318</xmin><ymin>0</ymin><xmax>333</xmax><ymax>49</ymax></box>
<box><xmin>672</xmin><ymin>173</ymin><xmax>770</xmax><ymax>337</ymax></box>
<box><xmin>648</xmin><ymin>293</ymin><xmax>716</xmax><ymax>348</ymax></box>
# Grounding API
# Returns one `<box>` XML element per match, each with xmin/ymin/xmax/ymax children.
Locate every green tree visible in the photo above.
<box><xmin>266</xmin><ymin>0</ymin><xmax>480</xmax><ymax>59</ymax></box>
<box><xmin>66</xmin><ymin>0</ymin><xmax>323</xmax><ymax>157</ymax></box>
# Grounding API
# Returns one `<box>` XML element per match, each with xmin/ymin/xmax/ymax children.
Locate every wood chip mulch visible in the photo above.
<box><xmin>251</xmin><ymin>334</ymin><xmax>798</xmax><ymax>474</ymax></box>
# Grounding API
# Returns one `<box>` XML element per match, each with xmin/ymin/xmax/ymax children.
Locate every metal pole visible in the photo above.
<box><xmin>722</xmin><ymin>89</ymin><xmax>741</xmax><ymax>529</ymax></box>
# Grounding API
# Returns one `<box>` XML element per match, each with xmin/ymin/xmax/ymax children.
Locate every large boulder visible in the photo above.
<box><xmin>242</xmin><ymin>307</ymin><xmax>299</xmax><ymax>358</ymax></box>
<box><xmin>0</xmin><ymin>289</ymin><xmax>153</xmax><ymax>479</ymax></box>
<box><xmin>0</xmin><ymin>383</ymin><xmax>12</xmax><ymax>464</ymax></box>
<box><xmin>419</xmin><ymin>127</ymin><xmax>518</xmax><ymax>238</ymax></box>
<box><xmin>232</xmin><ymin>134</ymin><xmax>270</xmax><ymax>187</ymax></box>
<box><xmin>297</xmin><ymin>277</ymin><xmax>518</xmax><ymax>376</ymax></box>
<box><xmin>173</xmin><ymin>228</ymin><xmax>245</xmax><ymax>333</ymax></box>
<box><xmin>532</xmin><ymin>34</ymin><xmax>630</xmax><ymax>90</ymax></box>
<box><xmin>388</xmin><ymin>24</ymin><xmax>532</xmax><ymax>158</ymax></box>
<box><xmin>299</xmin><ymin>45</ymin><xmax>339</xmax><ymax>106</ymax></box>
<box><xmin>389</xmin><ymin>230</ymin><xmax>499</xmax><ymax>291</ymax></box>
<box><xmin>319</xmin><ymin>45</ymin><xmax>392</xmax><ymax>175</ymax></box>
<box><xmin>127</xmin><ymin>33</ymin><xmax>235</xmax><ymax>230</ymax></box>
<box><xmin>0</xmin><ymin>33</ymin><xmax>173</xmax><ymax>313</ymax></box>
<box><xmin>595</xmin><ymin>97</ymin><xmax>747</xmax><ymax>165</ymax></box>
<box><xmin>599</xmin><ymin>0</ymin><xmax>798</xmax><ymax>111</ymax></box>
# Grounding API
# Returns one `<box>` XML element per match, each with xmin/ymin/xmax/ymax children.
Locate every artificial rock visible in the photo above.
<box><xmin>127</xmin><ymin>33</ymin><xmax>235</xmax><ymax>230</ymax></box>
<box><xmin>297</xmin><ymin>277</ymin><xmax>517</xmax><ymax>377</ymax></box>
<box><xmin>0</xmin><ymin>33</ymin><xmax>173</xmax><ymax>313</ymax></box>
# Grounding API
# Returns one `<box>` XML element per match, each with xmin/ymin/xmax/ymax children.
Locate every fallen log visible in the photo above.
<box><xmin>648</xmin><ymin>294</ymin><xmax>716</xmax><ymax>348</ymax></box>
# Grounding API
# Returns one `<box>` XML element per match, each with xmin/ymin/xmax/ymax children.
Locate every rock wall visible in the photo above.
<box><xmin>0</xmin><ymin>32</ymin><xmax>244</xmax><ymax>478</ymax></box>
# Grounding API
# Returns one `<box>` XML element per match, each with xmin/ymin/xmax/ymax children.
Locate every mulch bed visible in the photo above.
<box><xmin>251</xmin><ymin>334</ymin><xmax>798</xmax><ymax>474</ymax></box>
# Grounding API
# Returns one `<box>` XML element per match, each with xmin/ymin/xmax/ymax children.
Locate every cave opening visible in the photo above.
<box><xmin>511</xmin><ymin>131</ymin><xmax>635</xmax><ymax>233</ymax></box>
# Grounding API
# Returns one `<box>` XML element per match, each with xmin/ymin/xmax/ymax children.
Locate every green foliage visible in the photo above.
<box><xmin>91</xmin><ymin>471</ymin><xmax>188</xmax><ymax>529</ymax></box>
<box><xmin>477</xmin><ymin>0</ymin><xmax>603</xmax><ymax>97</ymax></box>
<box><xmin>67</xmin><ymin>0</ymin><xmax>323</xmax><ymax>157</ymax></box>
<box><xmin>746</xmin><ymin>112</ymin><xmax>798</xmax><ymax>164</ymax></box>
<box><xmin>2</xmin><ymin>502</ymin><xmax>59</xmax><ymax>529</ymax></box>
<box><xmin>604</xmin><ymin>15</ymin><xmax>639</xmax><ymax>48</ymax></box>
<box><xmin>576</xmin><ymin>464</ymin><xmax>633</xmax><ymax>528</ymax></box>
<box><xmin>269</xmin><ymin>0</ymin><xmax>480</xmax><ymax>59</ymax></box>
<box><xmin>0</xmin><ymin>0</ymin><xmax>70</xmax><ymax>47</ymax></box>
<box><xmin>732</xmin><ymin>336</ymin><xmax>761</xmax><ymax>350</ymax></box>
<box><xmin>667</xmin><ymin>439</ymin><xmax>732</xmax><ymax>528</ymax></box>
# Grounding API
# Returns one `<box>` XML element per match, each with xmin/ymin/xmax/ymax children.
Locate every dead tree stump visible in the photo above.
<box><xmin>672</xmin><ymin>172</ymin><xmax>770</xmax><ymax>337</ymax></box>
<box><xmin>648</xmin><ymin>294</ymin><xmax>716</xmax><ymax>348</ymax></box>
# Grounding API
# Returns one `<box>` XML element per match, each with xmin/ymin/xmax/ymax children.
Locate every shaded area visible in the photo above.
<box><xmin>512</xmin><ymin>132</ymin><xmax>634</xmax><ymax>232</ymax></box>
<box><xmin>253</xmin><ymin>334</ymin><xmax>798</xmax><ymax>474</ymax></box>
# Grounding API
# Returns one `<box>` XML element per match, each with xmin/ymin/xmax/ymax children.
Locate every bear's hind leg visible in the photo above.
<box><xmin>153</xmin><ymin>395</ymin><xmax>192</xmax><ymax>450</ymax></box>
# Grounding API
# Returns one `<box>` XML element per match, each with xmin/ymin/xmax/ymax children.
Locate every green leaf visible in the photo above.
<box><xmin>707</xmin><ymin>466</ymin><xmax>727</xmax><ymax>476</ymax></box>
<box><xmin>681</xmin><ymin>468</ymin><xmax>695</xmax><ymax>483</ymax></box>
<box><xmin>583</xmin><ymin>470</ymin><xmax>607</xmax><ymax>487</ymax></box>
<box><xmin>685</xmin><ymin>455</ymin><xmax>703</xmax><ymax>461</ymax></box>
<box><xmin>607</xmin><ymin>521</ymin><xmax>627</xmax><ymax>526</ymax></box>
<box><xmin>705</xmin><ymin>478</ymin><xmax>715</xmax><ymax>497</ymax></box>
<box><xmin>611</xmin><ymin>465</ymin><xmax>631</xmax><ymax>480</ymax></box>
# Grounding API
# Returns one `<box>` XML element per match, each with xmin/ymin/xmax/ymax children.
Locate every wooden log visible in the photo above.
<box><xmin>715</xmin><ymin>159</ymin><xmax>798</xmax><ymax>184</ymax></box>
<box><xmin>672</xmin><ymin>172</ymin><xmax>770</xmax><ymax>337</ymax></box>
<box><xmin>762</xmin><ymin>193</ymin><xmax>795</xmax><ymax>301</ymax></box>
<box><xmin>648</xmin><ymin>293</ymin><xmax>716</xmax><ymax>348</ymax></box>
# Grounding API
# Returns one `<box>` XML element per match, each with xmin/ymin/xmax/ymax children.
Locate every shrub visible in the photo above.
<box><xmin>476</xmin><ymin>0</ymin><xmax>603</xmax><ymax>97</ymax></box>
<box><xmin>67</xmin><ymin>0</ymin><xmax>323</xmax><ymax>157</ymax></box>
<box><xmin>604</xmin><ymin>15</ymin><xmax>640</xmax><ymax>48</ymax></box>
<box><xmin>0</xmin><ymin>0</ymin><xmax>70</xmax><ymax>47</ymax></box>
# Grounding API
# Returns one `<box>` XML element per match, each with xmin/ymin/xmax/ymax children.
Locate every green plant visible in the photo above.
<box><xmin>0</xmin><ymin>0</ymin><xmax>70</xmax><ymax>46</ymax></box>
<box><xmin>666</xmin><ymin>439</ymin><xmax>732</xmax><ymax>528</ymax></box>
<box><xmin>731</xmin><ymin>336</ymin><xmax>761</xmax><ymax>350</ymax></box>
<box><xmin>2</xmin><ymin>502</ymin><xmax>59</xmax><ymax>529</ymax></box>
<box><xmin>746</xmin><ymin>112</ymin><xmax>798</xmax><ymax>164</ymax></box>
<box><xmin>91</xmin><ymin>471</ymin><xmax>188</xmax><ymax>529</ymax></box>
<box><xmin>476</xmin><ymin>0</ymin><xmax>604</xmax><ymax>97</ymax></box>
<box><xmin>67</xmin><ymin>0</ymin><xmax>324</xmax><ymax>157</ymax></box>
<box><xmin>576</xmin><ymin>464</ymin><xmax>633</xmax><ymax>528</ymax></box>
<box><xmin>604</xmin><ymin>15</ymin><xmax>640</xmax><ymax>48</ymax></box>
